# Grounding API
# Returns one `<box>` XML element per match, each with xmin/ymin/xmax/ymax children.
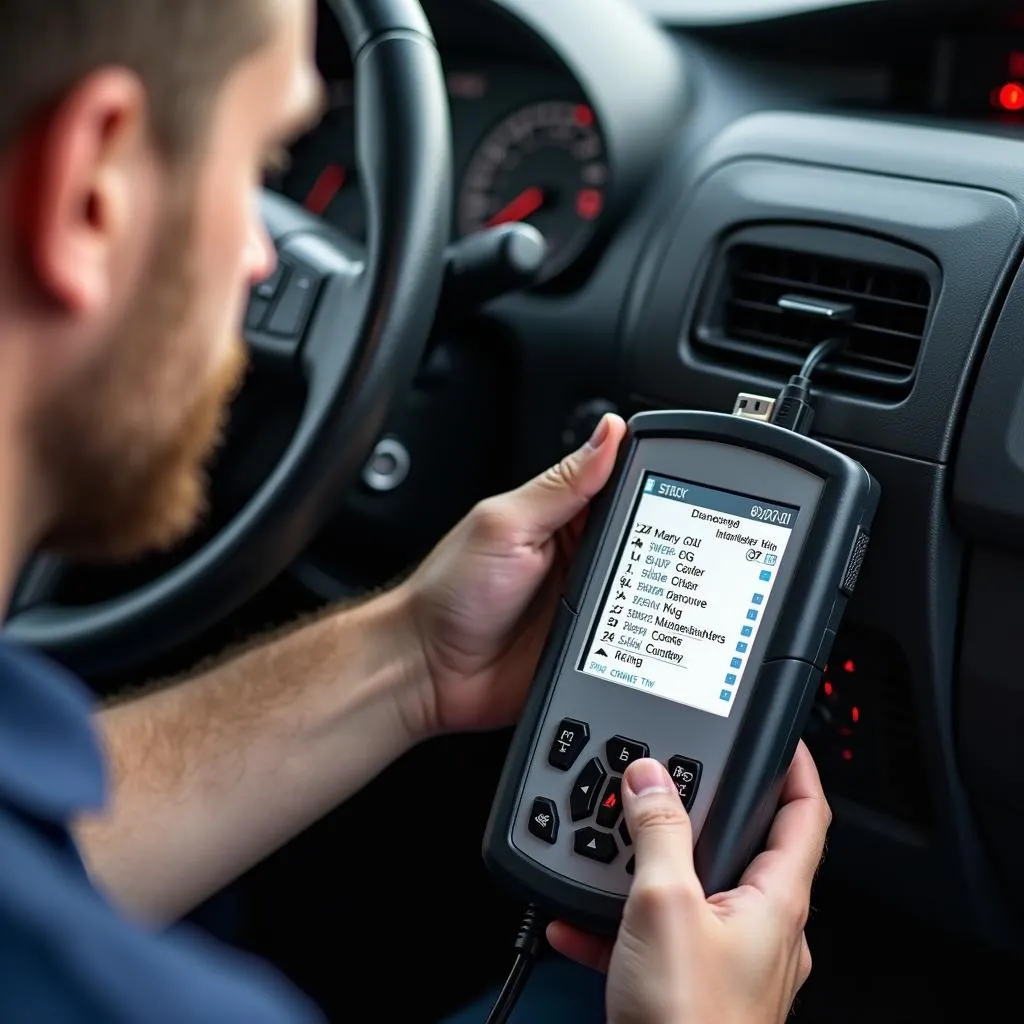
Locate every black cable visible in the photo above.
<box><xmin>770</xmin><ymin>337</ymin><xmax>849</xmax><ymax>434</ymax></box>
<box><xmin>484</xmin><ymin>955</ymin><xmax>532</xmax><ymax>1024</ymax></box>
<box><xmin>799</xmin><ymin>336</ymin><xmax>847</xmax><ymax>380</ymax></box>
<box><xmin>484</xmin><ymin>904</ymin><xmax>549</xmax><ymax>1024</ymax></box>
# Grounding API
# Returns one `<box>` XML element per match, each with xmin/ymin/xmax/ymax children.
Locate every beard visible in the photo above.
<box><xmin>33</xmin><ymin>189</ymin><xmax>249</xmax><ymax>563</ymax></box>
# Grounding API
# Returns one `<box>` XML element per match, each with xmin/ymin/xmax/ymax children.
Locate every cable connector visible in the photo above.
<box><xmin>512</xmin><ymin>903</ymin><xmax>547</xmax><ymax>959</ymax></box>
<box><xmin>485</xmin><ymin>904</ymin><xmax>549</xmax><ymax>1024</ymax></box>
<box><xmin>769</xmin><ymin>374</ymin><xmax>816</xmax><ymax>434</ymax></box>
<box><xmin>770</xmin><ymin>337</ymin><xmax>851</xmax><ymax>434</ymax></box>
<box><xmin>732</xmin><ymin>393</ymin><xmax>776</xmax><ymax>422</ymax></box>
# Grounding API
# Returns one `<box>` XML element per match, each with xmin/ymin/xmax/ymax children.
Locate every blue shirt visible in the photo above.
<box><xmin>0</xmin><ymin>641</ymin><xmax>324</xmax><ymax>1023</ymax></box>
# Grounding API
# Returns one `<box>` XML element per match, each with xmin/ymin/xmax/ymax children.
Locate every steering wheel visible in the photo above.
<box><xmin>4</xmin><ymin>0</ymin><xmax>453</xmax><ymax>676</ymax></box>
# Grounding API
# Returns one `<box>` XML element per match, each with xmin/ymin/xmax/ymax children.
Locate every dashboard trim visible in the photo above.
<box><xmin>623</xmin><ymin>112</ymin><xmax>1024</xmax><ymax>464</ymax></box>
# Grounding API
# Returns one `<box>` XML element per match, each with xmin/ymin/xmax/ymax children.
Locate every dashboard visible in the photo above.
<box><xmin>272</xmin><ymin>2</ymin><xmax>619</xmax><ymax>287</ymax></box>
<box><xmin>277</xmin><ymin>2</ymin><xmax>1024</xmax><ymax>300</ymax></box>
<box><xmin>267</xmin><ymin>0</ymin><xmax>1024</xmax><ymax>958</ymax></box>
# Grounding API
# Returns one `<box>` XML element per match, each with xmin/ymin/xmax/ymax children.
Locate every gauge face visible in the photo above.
<box><xmin>274</xmin><ymin>81</ymin><xmax>366</xmax><ymax>242</ymax></box>
<box><xmin>458</xmin><ymin>101</ymin><xmax>609</xmax><ymax>281</ymax></box>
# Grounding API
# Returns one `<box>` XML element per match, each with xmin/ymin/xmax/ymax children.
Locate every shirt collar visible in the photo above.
<box><xmin>0</xmin><ymin>640</ymin><xmax>106</xmax><ymax>823</ymax></box>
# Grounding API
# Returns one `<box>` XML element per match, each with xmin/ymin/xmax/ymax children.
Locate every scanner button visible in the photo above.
<box><xmin>574</xmin><ymin>827</ymin><xmax>619</xmax><ymax>864</ymax></box>
<box><xmin>527</xmin><ymin>797</ymin><xmax>559</xmax><ymax>845</ymax></box>
<box><xmin>570</xmin><ymin>758</ymin><xmax>607</xmax><ymax>821</ymax></box>
<box><xmin>606</xmin><ymin>736</ymin><xmax>649</xmax><ymax>772</ymax></box>
<box><xmin>625</xmin><ymin>856</ymin><xmax>635</xmax><ymax>876</ymax></box>
<box><xmin>618</xmin><ymin>820</ymin><xmax>632</xmax><ymax>847</ymax></box>
<box><xmin>595</xmin><ymin>776</ymin><xmax>623</xmax><ymax>828</ymax></box>
<box><xmin>548</xmin><ymin>718</ymin><xmax>590</xmax><ymax>771</ymax></box>
<box><xmin>667</xmin><ymin>756</ymin><xmax>703</xmax><ymax>811</ymax></box>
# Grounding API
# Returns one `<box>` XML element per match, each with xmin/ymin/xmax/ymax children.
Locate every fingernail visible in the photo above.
<box><xmin>624</xmin><ymin>759</ymin><xmax>674</xmax><ymax>798</ymax></box>
<box><xmin>586</xmin><ymin>414</ymin><xmax>610</xmax><ymax>451</ymax></box>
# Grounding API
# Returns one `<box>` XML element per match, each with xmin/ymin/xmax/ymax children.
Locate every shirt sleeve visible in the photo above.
<box><xmin>0</xmin><ymin>811</ymin><xmax>325</xmax><ymax>1024</ymax></box>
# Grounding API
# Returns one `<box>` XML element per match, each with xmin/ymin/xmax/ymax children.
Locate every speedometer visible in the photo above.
<box><xmin>458</xmin><ymin>101</ymin><xmax>610</xmax><ymax>282</ymax></box>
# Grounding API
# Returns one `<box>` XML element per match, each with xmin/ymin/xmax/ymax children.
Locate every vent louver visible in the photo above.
<box><xmin>694</xmin><ymin>243</ymin><xmax>933</xmax><ymax>399</ymax></box>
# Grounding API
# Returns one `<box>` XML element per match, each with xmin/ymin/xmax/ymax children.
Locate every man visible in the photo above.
<box><xmin>0</xmin><ymin>1</ymin><xmax>830</xmax><ymax>1021</ymax></box>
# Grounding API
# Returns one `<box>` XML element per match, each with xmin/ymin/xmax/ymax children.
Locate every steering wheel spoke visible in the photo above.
<box><xmin>246</xmin><ymin>194</ymin><xmax>367</xmax><ymax>375</ymax></box>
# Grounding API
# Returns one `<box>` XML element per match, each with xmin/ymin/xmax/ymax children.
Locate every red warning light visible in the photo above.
<box><xmin>823</xmin><ymin>681</ymin><xmax>834</xmax><ymax>697</ymax></box>
<box><xmin>851</xmin><ymin>706</ymin><xmax>860</xmax><ymax>724</ymax></box>
<box><xmin>996</xmin><ymin>81</ymin><xmax>1024</xmax><ymax>112</ymax></box>
<box><xmin>574</xmin><ymin>104</ymin><xmax>595</xmax><ymax>127</ymax></box>
<box><xmin>576</xmin><ymin>188</ymin><xmax>604</xmax><ymax>221</ymax></box>
<box><xmin>843</xmin><ymin>659</ymin><xmax>856</xmax><ymax>674</ymax></box>
<box><xmin>841</xmin><ymin>748</ymin><xmax>854</xmax><ymax>762</ymax></box>
<box><xmin>303</xmin><ymin>163</ymin><xmax>346</xmax><ymax>217</ymax></box>
<box><xmin>602</xmin><ymin>793</ymin><xmax>618</xmax><ymax>809</ymax></box>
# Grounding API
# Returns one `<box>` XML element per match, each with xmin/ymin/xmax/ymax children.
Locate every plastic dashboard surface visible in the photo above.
<box><xmin>622</xmin><ymin>111</ymin><xmax>1024</xmax><ymax>465</ymax></box>
<box><xmin>293</xmin><ymin>0</ymin><xmax>1024</xmax><ymax>950</ymax></box>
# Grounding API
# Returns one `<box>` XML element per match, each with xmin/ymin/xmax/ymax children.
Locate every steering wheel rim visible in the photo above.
<box><xmin>4</xmin><ymin>0</ymin><xmax>453</xmax><ymax>676</ymax></box>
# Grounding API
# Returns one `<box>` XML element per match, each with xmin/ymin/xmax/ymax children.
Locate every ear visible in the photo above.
<box><xmin>22</xmin><ymin>69</ymin><xmax>152</xmax><ymax>316</ymax></box>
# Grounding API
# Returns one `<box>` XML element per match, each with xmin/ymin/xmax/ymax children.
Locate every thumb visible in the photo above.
<box><xmin>623</xmin><ymin>759</ymin><xmax>702</xmax><ymax>894</ymax></box>
<box><xmin>503</xmin><ymin>413</ymin><xmax>627</xmax><ymax>542</ymax></box>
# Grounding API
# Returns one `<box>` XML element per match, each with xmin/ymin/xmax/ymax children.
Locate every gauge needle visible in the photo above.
<box><xmin>304</xmin><ymin>163</ymin><xmax>347</xmax><ymax>216</ymax></box>
<box><xmin>485</xmin><ymin>186</ymin><xmax>546</xmax><ymax>228</ymax></box>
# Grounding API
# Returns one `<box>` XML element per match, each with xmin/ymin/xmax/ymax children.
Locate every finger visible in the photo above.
<box><xmin>737</xmin><ymin>743</ymin><xmax>830</xmax><ymax>903</ymax></box>
<box><xmin>782</xmin><ymin>742</ymin><xmax>827</xmax><ymax>807</ymax></box>
<box><xmin>798</xmin><ymin>934</ymin><xmax>813</xmax><ymax>987</ymax></box>
<box><xmin>545</xmin><ymin>921</ymin><xmax>614</xmax><ymax>974</ymax></box>
<box><xmin>501</xmin><ymin>414</ymin><xmax>627</xmax><ymax>542</ymax></box>
<box><xmin>622</xmin><ymin>759</ymin><xmax>702</xmax><ymax>897</ymax></box>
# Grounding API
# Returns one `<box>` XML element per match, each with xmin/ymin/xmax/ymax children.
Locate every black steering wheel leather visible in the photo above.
<box><xmin>4</xmin><ymin>0</ymin><xmax>453</xmax><ymax>675</ymax></box>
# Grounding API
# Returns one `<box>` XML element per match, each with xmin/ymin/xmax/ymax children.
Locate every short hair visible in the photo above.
<box><xmin>0</xmin><ymin>0</ymin><xmax>274</xmax><ymax>161</ymax></box>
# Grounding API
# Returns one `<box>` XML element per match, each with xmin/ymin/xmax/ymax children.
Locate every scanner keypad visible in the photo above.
<box><xmin>526</xmin><ymin>719</ymin><xmax>704</xmax><ymax>875</ymax></box>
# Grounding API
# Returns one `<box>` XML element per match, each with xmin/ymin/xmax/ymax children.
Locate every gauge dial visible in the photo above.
<box><xmin>274</xmin><ymin>80</ymin><xmax>366</xmax><ymax>242</ymax></box>
<box><xmin>458</xmin><ymin>101</ymin><xmax>609</xmax><ymax>281</ymax></box>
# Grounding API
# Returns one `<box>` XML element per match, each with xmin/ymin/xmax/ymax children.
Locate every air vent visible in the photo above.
<box><xmin>695</xmin><ymin>242</ymin><xmax>934</xmax><ymax>399</ymax></box>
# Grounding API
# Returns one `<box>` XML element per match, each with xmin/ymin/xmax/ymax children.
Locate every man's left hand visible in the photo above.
<box><xmin>401</xmin><ymin>413</ymin><xmax>627</xmax><ymax>738</ymax></box>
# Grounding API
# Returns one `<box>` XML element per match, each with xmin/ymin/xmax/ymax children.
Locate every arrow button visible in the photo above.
<box><xmin>574</xmin><ymin>827</ymin><xmax>619</xmax><ymax>864</ymax></box>
<box><xmin>570</xmin><ymin>758</ymin><xmax>607</xmax><ymax>821</ymax></box>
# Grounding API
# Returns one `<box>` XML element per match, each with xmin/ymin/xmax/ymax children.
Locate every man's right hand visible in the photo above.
<box><xmin>547</xmin><ymin>743</ymin><xmax>831</xmax><ymax>1024</ymax></box>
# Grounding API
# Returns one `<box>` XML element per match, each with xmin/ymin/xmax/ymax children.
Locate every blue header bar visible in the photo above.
<box><xmin>642</xmin><ymin>474</ymin><xmax>798</xmax><ymax>529</ymax></box>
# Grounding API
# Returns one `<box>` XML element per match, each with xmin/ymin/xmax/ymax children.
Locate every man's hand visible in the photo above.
<box><xmin>402</xmin><ymin>413</ymin><xmax>627</xmax><ymax>738</ymax></box>
<box><xmin>548</xmin><ymin>743</ymin><xmax>830</xmax><ymax>1024</ymax></box>
<box><xmin>79</xmin><ymin>414</ymin><xmax>625</xmax><ymax>921</ymax></box>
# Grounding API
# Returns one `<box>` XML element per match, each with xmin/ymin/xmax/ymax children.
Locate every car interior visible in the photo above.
<box><xmin>7</xmin><ymin>0</ymin><xmax>1024</xmax><ymax>1018</ymax></box>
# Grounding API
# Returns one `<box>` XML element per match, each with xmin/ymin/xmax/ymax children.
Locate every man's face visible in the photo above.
<box><xmin>35</xmin><ymin>0</ymin><xmax>323</xmax><ymax>561</ymax></box>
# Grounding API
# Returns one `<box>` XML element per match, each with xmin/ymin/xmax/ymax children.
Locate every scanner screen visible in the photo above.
<box><xmin>579</xmin><ymin>473</ymin><xmax>799</xmax><ymax>718</ymax></box>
